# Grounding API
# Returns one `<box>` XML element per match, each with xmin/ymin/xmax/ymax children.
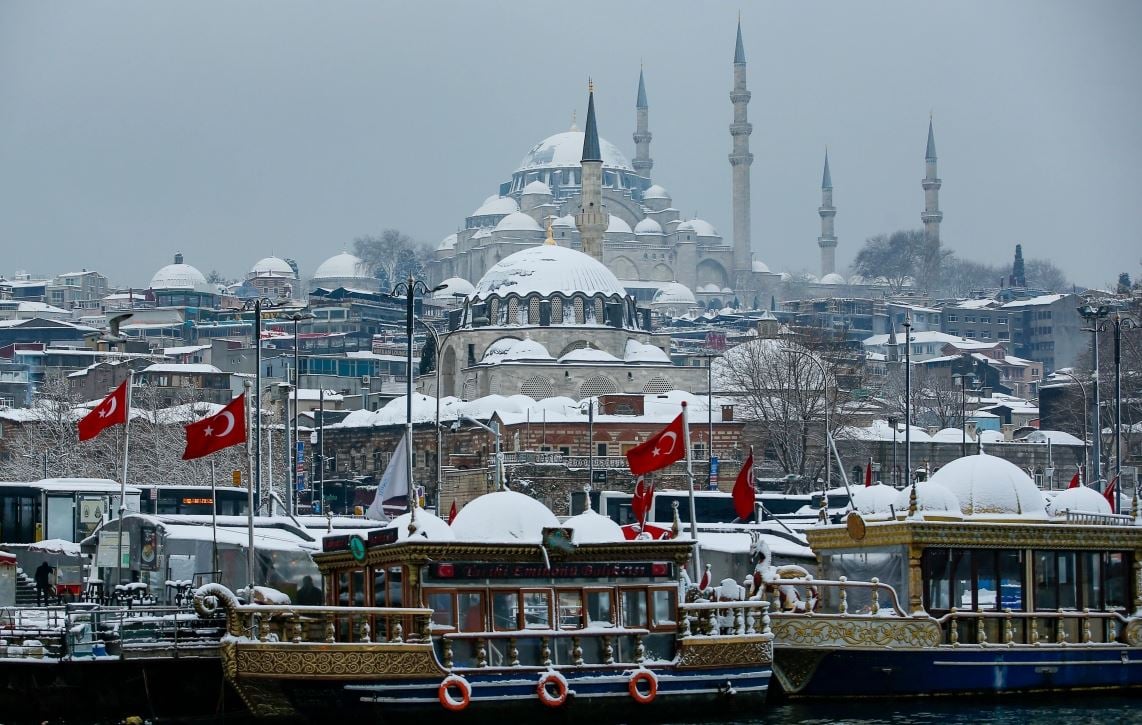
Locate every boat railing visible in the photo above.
<box><xmin>764</xmin><ymin>577</ymin><xmax>909</xmax><ymax>618</ymax></box>
<box><xmin>439</xmin><ymin>626</ymin><xmax>656</xmax><ymax>669</ymax></box>
<box><xmin>679</xmin><ymin>599</ymin><xmax>773</xmax><ymax>638</ymax></box>
<box><xmin>933</xmin><ymin>607</ymin><xmax>1131</xmax><ymax>646</ymax></box>
<box><xmin>1064</xmin><ymin>510</ymin><xmax>1135</xmax><ymax>526</ymax></box>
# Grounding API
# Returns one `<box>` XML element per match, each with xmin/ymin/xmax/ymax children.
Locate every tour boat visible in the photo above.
<box><xmin>194</xmin><ymin>490</ymin><xmax>775</xmax><ymax>720</ymax></box>
<box><xmin>763</xmin><ymin>453</ymin><xmax>1142</xmax><ymax>698</ymax></box>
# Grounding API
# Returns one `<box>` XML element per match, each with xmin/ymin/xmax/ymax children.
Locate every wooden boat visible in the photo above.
<box><xmin>194</xmin><ymin>491</ymin><xmax>775</xmax><ymax>720</ymax></box>
<box><xmin>765</xmin><ymin>454</ymin><xmax>1142</xmax><ymax>698</ymax></box>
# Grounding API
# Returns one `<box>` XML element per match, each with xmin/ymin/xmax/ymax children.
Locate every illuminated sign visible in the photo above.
<box><xmin>429</xmin><ymin>562</ymin><xmax>672</xmax><ymax>580</ymax></box>
<box><xmin>182</xmin><ymin>497</ymin><xmax>214</xmax><ymax>505</ymax></box>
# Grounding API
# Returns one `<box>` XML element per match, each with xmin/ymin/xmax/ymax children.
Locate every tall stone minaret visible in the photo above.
<box><xmin>577</xmin><ymin>81</ymin><xmax>607</xmax><ymax>261</ymax></box>
<box><xmin>921</xmin><ymin>117</ymin><xmax>942</xmax><ymax>245</ymax></box>
<box><xmin>818</xmin><ymin>150</ymin><xmax>837</xmax><ymax>277</ymax></box>
<box><xmin>729</xmin><ymin>19</ymin><xmax>754</xmax><ymax>273</ymax></box>
<box><xmin>633</xmin><ymin>68</ymin><xmax>653</xmax><ymax>178</ymax></box>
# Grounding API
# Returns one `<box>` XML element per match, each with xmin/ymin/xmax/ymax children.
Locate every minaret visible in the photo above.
<box><xmin>818</xmin><ymin>150</ymin><xmax>837</xmax><ymax>277</ymax></box>
<box><xmin>729</xmin><ymin>19</ymin><xmax>754</xmax><ymax>273</ymax></box>
<box><xmin>576</xmin><ymin>80</ymin><xmax>607</xmax><ymax>261</ymax></box>
<box><xmin>921</xmin><ymin>117</ymin><xmax>942</xmax><ymax>245</ymax></box>
<box><xmin>633</xmin><ymin>67</ymin><xmax>653</xmax><ymax>178</ymax></box>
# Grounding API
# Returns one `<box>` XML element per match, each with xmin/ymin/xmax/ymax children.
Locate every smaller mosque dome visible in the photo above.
<box><xmin>564</xmin><ymin>508</ymin><xmax>625</xmax><ymax>543</ymax></box>
<box><xmin>606</xmin><ymin>215</ymin><xmax>633</xmax><ymax>234</ymax></box>
<box><xmin>435</xmin><ymin>277</ymin><xmax>475</xmax><ymax>299</ymax></box>
<box><xmin>849</xmin><ymin>274</ymin><xmax>867</xmax><ymax>285</ymax></box>
<box><xmin>689</xmin><ymin>219</ymin><xmax>718</xmax><ymax>237</ymax></box>
<box><xmin>929</xmin><ymin>454</ymin><xmax>1047</xmax><ymax>518</ymax></box>
<box><xmin>437</xmin><ymin>233</ymin><xmax>458</xmax><ymax>251</ymax></box>
<box><xmin>502</xmin><ymin>337</ymin><xmax>554</xmax><ymax>361</ymax></box>
<box><xmin>386</xmin><ymin>507</ymin><xmax>454</xmax><ymax>541</ymax></box>
<box><xmin>932</xmin><ymin>428</ymin><xmax>969</xmax><ymax>443</ymax></box>
<box><xmin>820</xmin><ymin>273</ymin><xmax>847</xmax><ymax>285</ymax></box>
<box><xmin>851</xmin><ymin>483</ymin><xmax>901</xmax><ymax>515</ymax></box>
<box><xmin>552</xmin><ymin>214</ymin><xmax>576</xmax><ymax>228</ymax></box>
<box><xmin>150</xmin><ymin>255</ymin><xmax>212</xmax><ymax>293</ymax></box>
<box><xmin>894</xmin><ymin>483</ymin><xmax>964</xmax><ymax>520</ymax></box>
<box><xmin>779</xmin><ymin>272</ymin><xmax>793</xmax><ymax>282</ymax></box>
<box><xmin>559</xmin><ymin>347</ymin><xmax>620</xmax><ymax>363</ymax></box>
<box><xmin>522</xmin><ymin>180</ymin><xmax>552</xmax><ymax>196</ymax></box>
<box><xmin>472</xmin><ymin>195</ymin><xmax>520</xmax><ymax>217</ymax></box>
<box><xmin>250</xmin><ymin>256</ymin><xmax>295</xmax><ymax>278</ymax></box>
<box><xmin>451</xmin><ymin>490</ymin><xmax>559</xmax><ymax>542</ymax></box>
<box><xmin>624</xmin><ymin>339</ymin><xmax>671</xmax><ymax>363</ymax></box>
<box><xmin>752</xmin><ymin>260</ymin><xmax>771</xmax><ymax>273</ymax></box>
<box><xmin>634</xmin><ymin>218</ymin><xmax>663</xmax><ymax>235</ymax></box>
<box><xmin>652</xmin><ymin>282</ymin><xmax>697</xmax><ymax>306</ymax></box>
<box><xmin>495</xmin><ymin>212</ymin><xmax>543</xmax><ymax>233</ymax></box>
<box><xmin>979</xmin><ymin>430</ymin><xmax>1005</xmax><ymax>444</ymax></box>
<box><xmin>643</xmin><ymin>184</ymin><xmax>670</xmax><ymax>200</ymax></box>
<box><xmin>1045</xmin><ymin>487</ymin><xmax>1113</xmax><ymax>517</ymax></box>
<box><xmin>314</xmin><ymin>252</ymin><xmax>369</xmax><ymax>280</ymax></box>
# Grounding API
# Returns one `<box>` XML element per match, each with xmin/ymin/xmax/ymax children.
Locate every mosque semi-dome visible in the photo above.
<box><xmin>494</xmin><ymin>212</ymin><xmax>543</xmax><ymax>233</ymax></box>
<box><xmin>606</xmin><ymin>215</ymin><xmax>633</xmax><ymax>234</ymax></box>
<box><xmin>752</xmin><ymin>260</ymin><xmax>771</xmax><ymax>273</ymax></box>
<box><xmin>634</xmin><ymin>218</ymin><xmax>663</xmax><ymax>235</ymax></box>
<box><xmin>249</xmin><ymin>256</ymin><xmax>296</xmax><ymax>279</ymax></box>
<box><xmin>314</xmin><ymin>252</ymin><xmax>370</xmax><ymax>281</ymax></box>
<box><xmin>518</xmin><ymin>131</ymin><xmax>632</xmax><ymax>172</ymax></box>
<box><xmin>474</xmin><ymin>244</ymin><xmax>628</xmax><ymax>299</ymax></box>
<box><xmin>643</xmin><ymin>184</ymin><xmax>670</xmax><ymax>200</ymax></box>
<box><xmin>150</xmin><ymin>255</ymin><xmax>212</xmax><ymax>293</ymax></box>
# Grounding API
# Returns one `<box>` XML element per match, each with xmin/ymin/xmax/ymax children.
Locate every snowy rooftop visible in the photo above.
<box><xmin>473</xmin><ymin>244</ymin><xmax>627</xmax><ymax>299</ymax></box>
<box><xmin>142</xmin><ymin>363</ymin><xmax>223</xmax><ymax>374</ymax></box>
<box><xmin>1001</xmin><ymin>294</ymin><xmax>1067</xmax><ymax>308</ymax></box>
<box><xmin>517</xmin><ymin>131</ymin><xmax>632</xmax><ymax>172</ymax></box>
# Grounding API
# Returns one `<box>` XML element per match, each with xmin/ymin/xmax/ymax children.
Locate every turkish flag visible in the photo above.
<box><xmin>182</xmin><ymin>394</ymin><xmax>247</xmax><ymax>460</ymax></box>
<box><xmin>1067</xmin><ymin>469</ymin><xmax>1080</xmax><ymax>489</ymax></box>
<box><xmin>631</xmin><ymin>475</ymin><xmax>655</xmax><ymax>527</ymax></box>
<box><xmin>626</xmin><ymin>413</ymin><xmax>686</xmax><ymax>476</ymax></box>
<box><xmin>1104</xmin><ymin>475</ymin><xmax>1119</xmax><ymax>510</ymax></box>
<box><xmin>732</xmin><ymin>448</ymin><xmax>755</xmax><ymax>521</ymax></box>
<box><xmin>77</xmin><ymin>380</ymin><xmax>129</xmax><ymax>441</ymax></box>
<box><xmin>864</xmin><ymin>459</ymin><xmax>873</xmax><ymax>487</ymax></box>
<box><xmin>448</xmin><ymin>500</ymin><xmax>458</xmax><ymax>525</ymax></box>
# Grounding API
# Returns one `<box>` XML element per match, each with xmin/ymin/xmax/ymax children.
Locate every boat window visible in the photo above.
<box><xmin>950</xmin><ymin>551</ymin><xmax>972</xmax><ymax>610</ymax></box>
<box><xmin>522</xmin><ymin>590</ymin><xmax>551</xmax><ymax>629</ymax></box>
<box><xmin>558</xmin><ymin>590</ymin><xmax>583</xmax><ymax>629</ymax></box>
<box><xmin>492</xmin><ymin>590</ymin><xmax>520</xmax><ymax>630</ymax></box>
<box><xmin>584</xmin><ymin>589</ymin><xmax>614</xmax><ymax>628</ymax></box>
<box><xmin>1083</xmin><ymin>552</ymin><xmax>1102</xmax><ymax>612</ymax></box>
<box><xmin>458</xmin><ymin>591</ymin><xmax>485</xmax><ymax>632</ymax></box>
<box><xmin>351</xmin><ymin>570</ymin><xmax>366</xmax><ymax>607</ymax></box>
<box><xmin>387</xmin><ymin>567</ymin><xmax>403</xmax><ymax>608</ymax></box>
<box><xmin>822</xmin><ymin>548</ymin><xmax>908</xmax><ymax>613</ymax></box>
<box><xmin>974</xmin><ymin>551</ymin><xmax>997</xmax><ymax>611</ymax></box>
<box><xmin>651</xmin><ymin>587</ymin><xmax>676</xmax><ymax>627</ymax></box>
<box><xmin>925</xmin><ymin>548</ymin><xmax>1026</xmax><ymax>612</ymax></box>
<box><xmin>998</xmin><ymin>550</ymin><xmax>1024</xmax><ymax>610</ymax></box>
<box><xmin>924</xmin><ymin>549</ymin><xmax>952</xmax><ymax>610</ymax></box>
<box><xmin>428</xmin><ymin>590</ymin><xmax>455</xmax><ymax>630</ymax></box>
<box><xmin>371</xmin><ymin>567</ymin><xmax>386</xmax><ymax>606</ymax></box>
<box><xmin>1034</xmin><ymin>551</ymin><xmax>1059</xmax><ymax>610</ymax></box>
<box><xmin>1106</xmin><ymin>553</ymin><xmax>1129</xmax><ymax>609</ymax></box>
<box><xmin>621</xmin><ymin>588</ymin><xmax>648</xmax><ymax>628</ymax></box>
<box><xmin>337</xmin><ymin>571</ymin><xmax>350</xmax><ymax>606</ymax></box>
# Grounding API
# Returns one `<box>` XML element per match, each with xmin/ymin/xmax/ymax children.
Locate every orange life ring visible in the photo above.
<box><xmin>439</xmin><ymin>674</ymin><xmax>471</xmax><ymax>711</ymax></box>
<box><xmin>628</xmin><ymin>669</ymin><xmax>658</xmax><ymax>704</ymax></box>
<box><xmin>536</xmin><ymin>670</ymin><xmax>568</xmax><ymax>708</ymax></box>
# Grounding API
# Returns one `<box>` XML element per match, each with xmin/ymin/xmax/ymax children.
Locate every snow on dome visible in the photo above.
<box><xmin>474</xmin><ymin>245</ymin><xmax>627</xmax><ymax>299</ymax></box>
<box><xmin>451</xmin><ymin>490</ymin><xmax>559</xmax><ymax>542</ymax></box>
<box><xmin>928</xmin><ymin>453</ymin><xmax>1047</xmax><ymax>519</ymax></box>
<box><xmin>643</xmin><ymin>184</ymin><xmax>670</xmax><ymax>199</ymax></box>
<box><xmin>624</xmin><ymin>339</ymin><xmax>671</xmax><ymax>363</ymax></box>
<box><xmin>472</xmin><ymin>195</ymin><xmax>519</xmax><ymax>217</ymax></box>
<box><xmin>676</xmin><ymin>221</ymin><xmax>694</xmax><ymax>232</ymax></box>
<box><xmin>698</xmin><ymin>283</ymin><xmax>721</xmax><ymax>294</ymax></box>
<box><xmin>779</xmin><ymin>272</ymin><xmax>793</xmax><ymax>282</ymax></box>
<box><xmin>894</xmin><ymin>483</ymin><xmax>963</xmax><ymax>519</ymax></box>
<box><xmin>372</xmin><ymin>393</ymin><xmax>440</xmax><ymax>425</ymax></box>
<box><xmin>435</xmin><ymin>277</ymin><xmax>475</xmax><ymax>298</ymax></box>
<box><xmin>459</xmin><ymin>394</ymin><xmax>528</xmax><ymax>420</ymax></box>
<box><xmin>652</xmin><ymin>282</ymin><xmax>696</xmax><ymax>306</ymax></box>
<box><xmin>250</xmin><ymin>256</ymin><xmax>295</xmax><ymax>278</ymax></box>
<box><xmin>932</xmin><ymin>427</ymin><xmax>969</xmax><ymax>443</ymax></box>
<box><xmin>522</xmin><ymin>180</ymin><xmax>552</xmax><ymax>196</ymax></box>
<box><xmin>314</xmin><ymin>252</ymin><xmax>369</xmax><ymax>280</ymax></box>
<box><xmin>564</xmin><ymin>508</ymin><xmax>625</xmax><ymax>543</ymax></box>
<box><xmin>552</xmin><ymin>214</ymin><xmax>575</xmax><ymax>227</ymax></box>
<box><xmin>1045</xmin><ymin>487</ymin><xmax>1113</xmax><ymax>517</ymax></box>
<box><xmin>386</xmin><ymin>508</ymin><xmax>455</xmax><ymax>541</ymax></box>
<box><xmin>752</xmin><ymin>260</ymin><xmax>771</xmax><ymax>273</ymax></box>
<box><xmin>502</xmin><ymin>337</ymin><xmax>554</xmax><ymax>361</ymax></box>
<box><xmin>481</xmin><ymin>337</ymin><xmax>522</xmax><ymax>365</ymax></box>
<box><xmin>688</xmin><ymin>219</ymin><xmax>718</xmax><ymax>237</ymax></box>
<box><xmin>634</xmin><ymin>218</ymin><xmax>663</xmax><ymax>235</ymax></box>
<box><xmin>150</xmin><ymin>261</ymin><xmax>211</xmax><ymax>293</ymax></box>
<box><xmin>495</xmin><ymin>212</ymin><xmax>543</xmax><ymax>233</ymax></box>
<box><xmin>518</xmin><ymin>131</ymin><xmax>632</xmax><ymax>172</ymax></box>
<box><xmin>472</xmin><ymin>227</ymin><xmax>492</xmax><ymax>240</ymax></box>
<box><xmin>978</xmin><ymin>430</ymin><xmax>1005</xmax><ymax>444</ymax></box>
<box><xmin>820</xmin><ymin>273</ymin><xmax>847</xmax><ymax>285</ymax></box>
<box><xmin>850</xmin><ymin>483</ymin><xmax>900</xmax><ymax>514</ymax></box>
<box><xmin>437</xmin><ymin>233</ymin><xmax>458</xmax><ymax>251</ymax></box>
<box><xmin>558</xmin><ymin>347</ymin><xmax>620</xmax><ymax>363</ymax></box>
<box><xmin>606</xmin><ymin>215</ymin><xmax>633</xmax><ymax>234</ymax></box>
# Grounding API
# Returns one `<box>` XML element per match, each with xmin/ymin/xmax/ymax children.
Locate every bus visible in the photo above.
<box><xmin>136</xmin><ymin>485</ymin><xmax>250</xmax><ymax>516</ymax></box>
<box><xmin>0</xmin><ymin>478</ymin><xmax>141</xmax><ymax>544</ymax></box>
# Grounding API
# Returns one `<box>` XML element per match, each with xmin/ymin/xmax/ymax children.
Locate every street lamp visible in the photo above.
<box><xmin>416</xmin><ymin>318</ymin><xmax>460</xmax><ymax>508</ymax></box>
<box><xmin>1054</xmin><ymin>369</ymin><xmax>1090</xmax><ymax>485</ymax></box>
<box><xmin>1114</xmin><ymin>313</ymin><xmax>1139</xmax><ymax>513</ymax></box>
<box><xmin>780</xmin><ymin>347</ymin><xmax>833</xmax><ymax>504</ymax></box>
<box><xmin>698</xmin><ymin>350</ymin><xmax>721</xmax><ymax>488</ymax></box>
<box><xmin>243</xmin><ymin>297</ymin><xmax>291</xmax><ymax>514</ymax></box>
<box><xmin>887</xmin><ymin>415</ymin><xmax>899</xmax><ymax>486</ymax></box>
<box><xmin>951</xmin><ymin>371</ymin><xmax>975</xmax><ymax>457</ymax></box>
<box><xmin>1078</xmin><ymin>300</ymin><xmax>1111</xmax><ymax>487</ymax></box>
<box><xmin>456</xmin><ymin>414</ymin><xmax>503</xmax><ymax>490</ymax></box>
<box><xmin>287</xmin><ymin>311</ymin><xmax>314</xmax><ymax>516</ymax></box>
<box><xmin>903</xmin><ymin>316</ymin><xmax>913</xmax><ymax>488</ymax></box>
<box><xmin>390</xmin><ymin>275</ymin><xmax>446</xmax><ymax>521</ymax></box>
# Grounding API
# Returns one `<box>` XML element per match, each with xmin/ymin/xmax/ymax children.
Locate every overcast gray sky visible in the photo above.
<box><xmin>2</xmin><ymin>1</ymin><xmax>1139</xmax><ymax>289</ymax></box>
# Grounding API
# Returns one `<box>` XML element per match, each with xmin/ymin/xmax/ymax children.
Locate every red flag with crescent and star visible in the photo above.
<box><xmin>625</xmin><ymin>412</ymin><xmax>686</xmax><ymax>476</ymax></box>
<box><xmin>631</xmin><ymin>475</ymin><xmax>655</xmax><ymax>527</ymax></box>
<box><xmin>182</xmin><ymin>394</ymin><xmax>247</xmax><ymax>460</ymax></box>
<box><xmin>732</xmin><ymin>447</ymin><xmax>755</xmax><ymax>521</ymax></box>
<box><xmin>77</xmin><ymin>380</ymin><xmax>129</xmax><ymax>442</ymax></box>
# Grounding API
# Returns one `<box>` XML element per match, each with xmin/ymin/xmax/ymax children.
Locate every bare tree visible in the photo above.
<box><xmin>880</xmin><ymin>365</ymin><xmax>962</xmax><ymax>430</ymax></box>
<box><xmin>353</xmin><ymin>229</ymin><xmax>431</xmax><ymax>291</ymax></box>
<box><xmin>851</xmin><ymin>229</ymin><xmax>950</xmax><ymax>294</ymax></box>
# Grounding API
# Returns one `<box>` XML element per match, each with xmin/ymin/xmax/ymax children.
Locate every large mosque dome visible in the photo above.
<box><xmin>150</xmin><ymin>254</ymin><xmax>213</xmax><ymax>293</ymax></box>
<box><xmin>314</xmin><ymin>252</ymin><xmax>369</xmax><ymax>281</ymax></box>
<box><xmin>518</xmin><ymin>131</ymin><xmax>632</xmax><ymax>172</ymax></box>
<box><xmin>249</xmin><ymin>256</ymin><xmax>296</xmax><ymax>279</ymax></box>
<box><xmin>928</xmin><ymin>453</ymin><xmax>1047</xmax><ymax>519</ymax></box>
<box><xmin>473</xmin><ymin>244</ymin><xmax>627</xmax><ymax>299</ymax></box>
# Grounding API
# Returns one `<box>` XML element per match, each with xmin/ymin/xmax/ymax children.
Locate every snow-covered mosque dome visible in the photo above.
<box><xmin>564</xmin><ymin>508</ymin><xmax>625</xmax><ymax>543</ymax></box>
<box><xmin>518</xmin><ymin>131</ymin><xmax>632</xmax><ymax>172</ymax></box>
<box><xmin>1045</xmin><ymin>487</ymin><xmax>1113</xmax><ymax>517</ymax></box>
<box><xmin>472</xmin><ymin>195</ymin><xmax>519</xmax><ymax>217</ymax></box>
<box><xmin>850</xmin><ymin>483</ymin><xmax>899</xmax><ymax>514</ymax></box>
<box><xmin>931</xmin><ymin>428</ymin><xmax>969</xmax><ymax>443</ymax></box>
<box><xmin>552</xmin><ymin>215</ymin><xmax>575</xmax><ymax>228</ymax></box>
<box><xmin>559</xmin><ymin>347</ymin><xmax>620</xmax><ymax>364</ymax></box>
<box><xmin>652</xmin><ymin>282</ymin><xmax>697</xmax><ymax>307</ymax></box>
<box><xmin>249</xmin><ymin>256</ymin><xmax>295</xmax><ymax>279</ymax></box>
<box><xmin>386</xmin><ymin>507</ymin><xmax>454</xmax><ymax>541</ymax></box>
<box><xmin>450</xmin><ymin>490</ymin><xmax>560</xmax><ymax>542</ymax></box>
<box><xmin>495</xmin><ymin>212</ymin><xmax>543</xmax><ymax>233</ymax></box>
<box><xmin>434</xmin><ymin>277</ymin><xmax>475</xmax><ymax>299</ymax></box>
<box><xmin>314</xmin><ymin>252</ymin><xmax>368</xmax><ymax>281</ymax></box>
<box><xmin>150</xmin><ymin>254</ymin><xmax>213</xmax><ymax>293</ymax></box>
<box><xmin>928</xmin><ymin>453</ymin><xmax>1047</xmax><ymax>519</ymax></box>
<box><xmin>894</xmin><ymin>483</ymin><xmax>963</xmax><ymax>520</ymax></box>
<box><xmin>437</xmin><ymin>233</ymin><xmax>458</xmax><ymax>252</ymax></box>
<box><xmin>643</xmin><ymin>184</ymin><xmax>670</xmax><ymax>200</ymax></box>
<box><xmin>752</xmin><ymin>260</ymin><xmax>771</xmax><ymax>273</ymax></box>
<box><xmin>606</xmin><ymin>215</ymin><xmax>633</xmax><ymax>235</ymax></box>
<box><xmin>634</xmin><ymin>218</ymin><xmax>663</xmax><ymax>235</ymax></box>
<box><xmin>522</xmin><ymin>180</ymin><xmax>552</xmax><ymax>196</ymax></box>
<box><xmin>473</xmin><ymin>245</ymin><xmax>627</xmax><ymax>299</ymax></box>
<box><xmin>624</xmin><ymin>339</ymin><xmax>671</xmax><ymax>363</ymax></box>
<box><xmin>820</xmin><ymin>273</ymin><xmax>846</xmax><ymax>285</ymax></box>
<box><xmin>677</xmin><ymin>219</ymin><xmax>718</xmax><ymax>237</ymax></box>
<box><xmin>502</xmin><ymin>336</ymin><xmax>554</xmax><ymax>361</ymax></box>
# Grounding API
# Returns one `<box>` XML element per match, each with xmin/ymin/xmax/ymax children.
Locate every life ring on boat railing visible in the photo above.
<box><xmin>536</xmin><ymin>670</ymin><xmax>568</xmax><ymax>708</ymax></box>
<box><xmin>628</xmin><ymin>669</ymin><xmax>658</xmax><ymax>704</ymax></box>
<box><xmin>438</xmin><ymin>674</ymin><xmax>471</xmax><ymax>711</ymax></box>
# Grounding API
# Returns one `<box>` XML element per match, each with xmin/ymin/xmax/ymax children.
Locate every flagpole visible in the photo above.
<box><xmin>681</xmin><ymin>401</ymin><xmax>701</xmax><ymax>579</ymax></box>
<box><xmin>114</xmin><ymin>370</ymin><xmax>133</xmax><ymax>593</ymax></box>
<box><xmin>211</xmin><ymin>459</ymin><xmax>219</xmax><ymax>584</ymax></box>
<box><xmin>244</xmin><ymin>381</ymin><xmax>256</xmax><ymax>597</ymax></box>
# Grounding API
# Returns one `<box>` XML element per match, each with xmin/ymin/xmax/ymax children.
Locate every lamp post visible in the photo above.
<box><xmin>1078</xmin><ymin>300</ymin><xmax>1111</xmax><ymax>487</ymax></box>
<box><xmin>391</xmin><ymin>275</ymin><xmax>446</xmax><ymax>518</ymax></box>
<box><xmin>460</xmin><ymin>415</ymin><xmax>502</xmax><ymax>490</ymax></box>
<box><xmin>1054</xmin><ymin>369</ymin><xmax>1090</xmax><ymax>485</ymax></box>
<box><xmin>288</xmin><ymin>312</ymin><xmax>314</xmax><ymax>516</ymax></box>
<box><xmin>951</xmin><ymin>371</ymin><xmax>975</xmax><ymax>457</ymax></box>
<box><xmin>699</xmin><ymin>350</ymin><xmax>720</xmax><ymax>488</ymax></box>
<box><xmin>1114</xmin><ymin>313</ymin><xmax>1139</xmax><ymax>513</ymax></box>
<box><xmin>416</xmin><ymin>319</ymin><xmax>459</xmax><ymax>508</ymax></box>
<box><xmin>887</xmin><ymin>415</ymin><xmax>899</xmax><ymax>487</ymax></box>
<box><xmin>781</xmin><ymin>347</ymin><xmax>831</xmax><ymax>501</ymax></box>
<box><xmin>903</xmin><ymin>316</ymin><xmax>913</xmax><ymax>488</ymax></box>
<box><xmin>243</xmin><ymin>297</ymin><xmax>290</xmax><ymax>515</ymax></box>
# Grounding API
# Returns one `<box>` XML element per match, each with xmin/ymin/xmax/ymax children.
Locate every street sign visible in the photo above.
<box><xmin>708</xmin><ymin>456</ymin><xmax>719</xmax><ymax>490</ymax></box>
<box><xmin>592</xmin><ymin>470</ymin><xmax>607</xmax><ymax>484</ymax></box>
<box><xmin>296</xmin><ymin>442</ymin><xmax>304</xmax><ymax>464</ymax></box>
<box><xmin>297</xmin><ymin>473</ymin><xmax>306</xmax><ymax>491</ymax></box>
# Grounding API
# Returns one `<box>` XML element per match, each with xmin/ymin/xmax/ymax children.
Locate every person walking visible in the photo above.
<box><xmin>34</xmin><ymin>561</ymin><xmax>55</xmax><ymax>606</ymax></box>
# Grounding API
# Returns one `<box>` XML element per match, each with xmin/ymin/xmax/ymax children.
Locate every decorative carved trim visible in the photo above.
<box><xmin>232</xmin><ymin>642</ymin><xmax>443</xmax><ymax>680</ymax></box>
<box><xmin>677</xmin><ymin>637</ymin><xmax>772</xmax><ymax>668</ymax></box>
<box><xmin>807</xmin><ymin>521</ymin><xmax>1142</xmax><ymax>552</ymax></box>
<box><xmin>771</xmin><ymin>649</ymin><xmax>828</xmax><ymax>694</ymax></box>
<box><xmin>770</xmin><ymin>615</ymin><xmax>942</xmax><ymax>649</ymax></box>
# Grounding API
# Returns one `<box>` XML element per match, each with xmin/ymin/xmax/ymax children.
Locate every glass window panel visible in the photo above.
<box><xmin>951</xmin><ymin>551</ymin><xmax>972</xmax><ymax>609</ymax></box>
<box><xmin>458</xmin><ymin>591</ymin><xmax>485</xmax><ymax>632</ymax></box>
<box><xmin>1034</xmin><ymin>551</ymin><xmax>1058</xmax><ymax>610</ymax></box>
<box><xmin>621</xmin><ymin>589</ymin><xmax>648</xmax><ymax>628</ymax></box>
<box><xmin>387</xmin><ymin>567</ymin><xmax>403</xmax><ymax>608</ymax></box>
<box><xmin>523</xmin><ymin>591</ymin><xmax>551</xmax><ymax>629</ymax></box>
<box><xmin>351</xmin><ymin>570</ymin><xmax>365</xmax><ymax>607</ymax></box>
<box><xmin>584</xmin><ymin>590</ymin><xmax>614</xmax><ymax>628</ymax></box>
<box><xmin>651</xmin><ymin>589</ymin><xmax>676</xmax><ymax>626</ymax></box>
<box><xmin>428</xmin><ymin>591</ymin><xmax>455</xmax><ymax>629</ymax></box>
<box><xmin>1058</xmin><ymin>552</ymin><xmax>1077</xmax><ymax>609</ymax></box>
<box><xmin>558</xmin><ymin>591</ymin><xmax>583</xmax><ymax>629</ymax></box>
<box><xmin>1105</xmin><ymin>553</ymin><xmax>1128</xmax><ymax>609</ymax></box>
<box><xmin>492</xmin><ymin>591</ymin><xmax>519</xmax><ymax>631</ymax></box>
<box><xmin>974</xmin><ymin>551</ymin><xmax>997</xmax><ymax>611</ymax></box>
<box><xmin>924</xmin><ymin>549</ymin><xmax>952</xmax><ymax>611</ymax></box>
<box><xmin>371</xmin><ymin>567</ymin><xmax>386</xmax><ymax>606</ymax></box>
<box><xmin>1083</xmin><ymin>552</ymin><xmax>1102</xmax><ymax>610</ymax></box>
<box><xmin>337</xmin><ymin>571</ymin><xmax>350</xmax><ymax>606</ymax></box>
<box><xmin>998</xmin><ymin>550</ymin><xmax>1024</xmax><ymax>610</ymax></box>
